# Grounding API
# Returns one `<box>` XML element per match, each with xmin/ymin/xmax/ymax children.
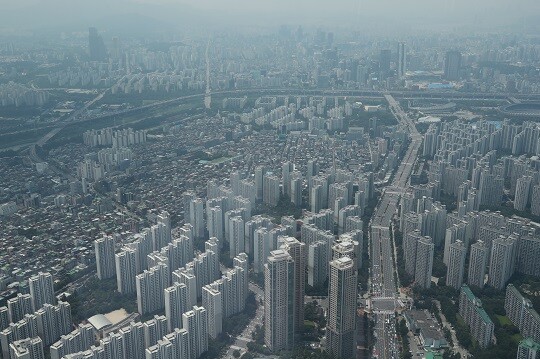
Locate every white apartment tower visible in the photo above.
<box><xmin>115</xmin><ymin>247</ymin><xmax>138</xmax><ymax>294</ymax></box>
<box><xmin>94</xmin><ymin>236</ymin><xmax>116</xmax><ymax>280</ymax></box>
<box><xmin>164</xmin><ymin>282</ymin><xmax>189</xmax><ymax>332</ymax></box>
<box><xmin>9</xmin><ymin>337</ymin><xmax>44</xmax><ymax>359</ymax></box>
<box><xmin>488</xmin><ymin>235</ymin><xmax>517</xmax><ymax>290</ymax></box>
<box><xmin>182</xmin><ymin>306</ymin><xmax>208</xmax><ymax>359</ymax></box>
<box><xmin>28</xmin><ymin>272</ymin><xmax>56</xmax><ymax>312</ymax></box>
<box><xmin>414</xmin><ymin>236</ymin><xmax>434</xmax><ymax>289</ymax></box>
<box><xmin>136</xmin><ymin>263</ymin><xmax>169</xmax><ymax>315</ymax></box>
<box><xmin>189</xmin><ymin>198</ymin><xmax>205</xmax><ymax>240</ymax></box>
<box><xmin>446</xmin><ymin>240</ymin><xmax>467</xmax><ymax>289</ymax></box>
<box><xmin>327</xmin><ymin>257</ymin><xmax>357</xmax><ymax>359</ymax></box>
<box><xmin>280</xmin><ymin>237</ymin><xmax>306</xmax><ymax>333</ymax></box>
<box><xmin>264</xmin><ymin>250</ymin><xmax>295</xmax><ymax>352</ymax></box>
<box><xmin>263</xmin><ymin>174</ymin><xmax>281</xmax><ymax>207</ymax></box>
<box><xmin>229</xmin><ymin>216</ymin><xmax>245</xmax><ymax>259</ymax></box>
<box><xmin>202</xmin><ymin>286</ymin><xmax>222</xmax><ymax>339</ymax></box>
<box><xmin>468</xmin><ymin>240</ymin><xmax>488</xmax><ymax>288</ymax></box>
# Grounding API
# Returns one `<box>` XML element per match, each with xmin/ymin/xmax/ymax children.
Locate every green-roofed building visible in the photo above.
<box><xmin>517</xmin><ymin>337</ymin><xmax>540</xmax><ymax>359</ymax></box>
<box><xmin>424</xmin><ymin>350</ymin><xmax>443</xmax><ymax>359</ymax></box>
<box><xmin>459</xmin><ymin>285</ymin><xmax>494</xmax><ymax>349</ymax></box>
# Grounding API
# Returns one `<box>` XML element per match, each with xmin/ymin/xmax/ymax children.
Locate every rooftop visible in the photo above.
<box><xmin>88</xmin><ymin>314</ymin><xmax>113</xmax><ymax>331</ymax></box>
<box><xmin>519</xmin><ymin>337</ymin><xmax>540</xmax><ymax>351</ymax></box>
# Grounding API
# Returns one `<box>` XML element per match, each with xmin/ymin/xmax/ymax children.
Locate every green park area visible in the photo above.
<box><xmin>66</xmin><ymin>277</ymin><xmax>137</xmax><ymax>322</ymax></box>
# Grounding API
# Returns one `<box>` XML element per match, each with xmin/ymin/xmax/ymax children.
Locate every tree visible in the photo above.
<box><xmin>233</xmin><ymin>349</ymin><xmax>241</xmax><ymax>358</ymax></box>
<box><xmin>252</xmin><ymin>325</ymin><xmax>265</xmax><ymax>344</ymax></box>
<box><xmin>442</xmin><ymin>350</ymin><xmax>461</xmax><ymax>359</ymax></box>
<box><xmin>283</xmin><ymin>348</ymin><xmax>336</xmax><ymax>359</ymax></box>
<box><xmin>397</xmin><ymin>318</ymin><xmax>412</xmax><ymax>359</ymax></box>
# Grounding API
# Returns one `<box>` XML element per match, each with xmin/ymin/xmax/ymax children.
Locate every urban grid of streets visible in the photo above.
<box><xmin>219</xmin><ymin>93</ymin><xmax>421</xmax><ymax>359</ymax></box>
<box><xmin>220</xmin><ymin>93</ymin><xmax>423</xmax><ymax>359</ymax></box>
<box><xmin>25</xmin><ymin>87</ymin><xmax>445</xmax><ymax>359</ymax></box>
<box><xmin>369</xmin><ymin>94</ymin><xmax>422</xmax><ymax>359</ymax></box>
<box><xmin>3</xmin><ymin>19</ymin><xmax>540</xmax><ymax>359</ymax></box>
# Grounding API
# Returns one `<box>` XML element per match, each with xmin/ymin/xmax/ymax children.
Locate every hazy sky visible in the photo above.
<box><xmin>1</xmin><ymin>0</ymin><xmax>539</xmax><ymax>34</ymax></box>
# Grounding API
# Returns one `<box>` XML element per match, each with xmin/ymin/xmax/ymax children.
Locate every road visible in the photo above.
<box><xmin>373</xmin><ymin>313</ymin><xmax>399</xmax><ymax>359</ymax></box>
<box><xmin>205</xmin><ymin>38</ymin><xmax>212</xmax><ymax>109</ymax></box>
<box><xmin>369</xmin><ymin>94</ymin><xmax>422</xmax><ymax>359</ymax></box>
<box><xmin>7</xmin><ymin>84</ymin><xmax>534</xmax><ymax>153</ymax></box>
<box><xmin>35</xmin><ymin>77</ymin><xmax>122</xmax><ymax>147</ymax></box>
<box><xmin>221</xmin><ymin>282</ymin><xmax>264</xmax><ymax>359</ymax></box>
<box><xmin>408</xmin><ymin>331</ymin><xmax>424</xmax><ymax>357</ymax></box>
<box><xmin>434</xmin><ymin>300</ymin><xmax>470</xmax><ymax>358</ymax></box>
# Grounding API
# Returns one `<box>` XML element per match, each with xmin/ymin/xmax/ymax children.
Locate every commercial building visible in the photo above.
<box><xmin>404</xmin><ymin>310</ymin><xmax>448</xmax><ymax>350</ymax></box>
<box><xmin>397</xmin><ymin>42</ymin><xmax>406</xmax><ymax>79</ymax></box>
<box><xmin>88</xmin><ymin>27</ymin><xmax>107</xmax><ymax>61</ymax></box>
<box><xmin>444</xmin><ymin>50</ymin><xmax>462</xmax><ymax>81</ymax></box>
<box><xmin>379</xmin><ymin>49</ymin><xmax>391</xmax><ymax>74</ymax></box>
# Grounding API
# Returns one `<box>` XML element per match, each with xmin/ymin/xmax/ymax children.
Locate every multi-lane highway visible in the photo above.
<box><xmin>373</xmin><ymin>313</ymin><xmax>399</xmax><ymax>359</ymax></box>
<box><xmin>369</xmin><ymin>94</ymin><xmax>422</xmax><ymax>358</ymax></box>
<box><xmin>7</xmin><ymin>84</ymin><xmax>532</xmax><ymax>153</ymax></box>
<box><xmin>205</xmin><ymin>38</ymin><xmax>212</xmax><ymax>109</ymax></box>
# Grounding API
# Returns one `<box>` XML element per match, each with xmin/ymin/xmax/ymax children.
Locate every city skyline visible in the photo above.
<box><xmin>1</xmin><ymin>0</ymin><xmax>539</xmax><ymax>34</ymax></box>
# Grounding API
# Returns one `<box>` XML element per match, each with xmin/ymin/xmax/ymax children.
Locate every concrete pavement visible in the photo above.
<box><xmin>221</xmin><ymin>282</ymin><xmax>264</xmax><ymax>359</ymax></box>
<box><xmin>434</xmin><ymin>300</ymin><xmax>470</xmax><ymax>359</ymax></box>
